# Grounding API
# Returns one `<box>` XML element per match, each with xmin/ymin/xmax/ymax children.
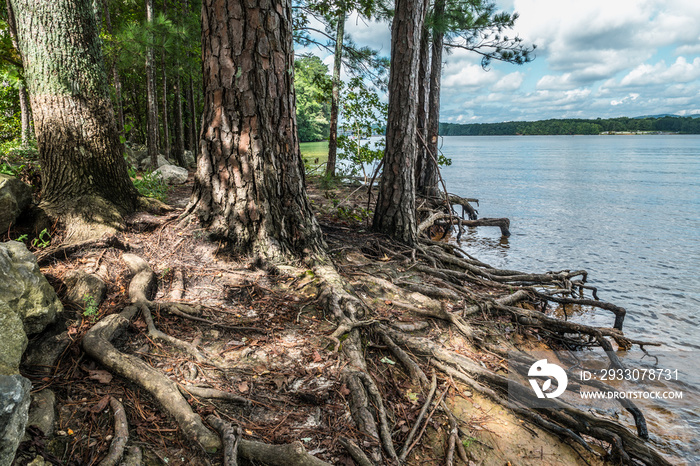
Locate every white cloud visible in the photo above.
<box><xmin>620</xmin><ymin>57</ymin><xmax>700</xmax><ymax>86</ymax></box>
<box><xmin>492</xmin><ymin>72</ymin><xmax>524</xmax><ymax>92</ymax></box>
<box><xmin>442</xmin><ymin>63</ymin><xmax>498</xmax><ymax>89</ymax></box>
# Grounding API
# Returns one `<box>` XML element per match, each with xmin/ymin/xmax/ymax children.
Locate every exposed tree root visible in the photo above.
<box><xmin>39</xmin><ymin>181</ymin><xmax>678</xmax><ymax>465</ymax></box>
<box><xmin>36</xmin><ymin>233</ymin><xmax>129</xmax><ymax>265</ymax></box>
<box><xmin>207</xmin><ymin>417</ymin><xmax>241</xmax><ymax>466</ymax></box>
<box><xmin>82</xmin><ymin>305</ymin><xmax>221</xmax><ymax>452</ymax></box>
<box><xmin>206</xmin><ymin>415</ymin><xmax>331</xmax><ymax>466</ymax></box>
<box><xmin>82</xmin><ymin>252</ymin><xmax>222</xmax><ymax>453</ymax></box>
<box><xmin>98</xmin><ymin>397</ymin><xmax>129</xmax><ymax>466</ymax></box>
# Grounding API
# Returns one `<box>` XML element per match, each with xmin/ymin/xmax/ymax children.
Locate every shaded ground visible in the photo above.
<box><xmin>10</xmin><ymin>174</ymin><xmax>662</xmax><ymax>465</ymax></box>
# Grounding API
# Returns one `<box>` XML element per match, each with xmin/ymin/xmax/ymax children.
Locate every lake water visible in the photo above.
<box><xmin>438</xmin><ymin>135</ymin><xmax>700</xmax><ymax>462</ymax></box>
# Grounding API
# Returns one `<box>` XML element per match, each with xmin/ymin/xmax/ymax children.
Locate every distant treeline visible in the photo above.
<box><xmin>439</xmin><ymin>116</ymin><xmax>700</xmax><ymax>136</ymax></box>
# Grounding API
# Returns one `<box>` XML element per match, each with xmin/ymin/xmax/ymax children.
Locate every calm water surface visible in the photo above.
<box><xmin>439</xmin><ymin>135</ymin><xmax>700</xmax><ymax>461</ymax></box>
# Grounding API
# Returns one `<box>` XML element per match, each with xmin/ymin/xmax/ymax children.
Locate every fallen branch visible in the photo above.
<box><xmin>436</xmin><ymin>217</ymin><xmax>511</xmax><ymax>237</ymax></box>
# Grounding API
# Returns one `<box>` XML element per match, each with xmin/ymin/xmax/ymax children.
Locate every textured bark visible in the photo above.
<box><xmin>103</xmin><ymin>2</ymin><xmax>125</xmax><ymax>135</ymax></box>
<box><xmin>17</xmin><ymin>84</ymin><xmax>32</xmax><ymax>146</ymax></box>
<box><xmin>161</xmin><ymin>0</ymin><xmax>170</xmax><ymax>160</ymax></box>
<box><xmin>414</xmin><ymin>0</ymin><xmax>430</xmax><ymax>191</ymax></box>
<box><xmin>421</xmin><ymin>0</ymin><xmax>444</xmax><ymax>198</ymax></box>
<box><xmin>372</xmin><ymin>0</ymin><xmax>426</xmax><ymax>245</ymax></box>
<box><xmin>186</xmin><ymin>76</ymin><xmax>196</xmax><ymax>151</ymax></box>
<box><xmin>9</xmin><ymin>0</ymin><xmax>139</xmax><ymax>231</ymax></box>
<box><xmin>161</xmin><ymin>53</ymin><xmax>170</xmax><ymax>159</ymax></box>
<box><xmin>173</xmin><ymin>72</ymin><xmax>186</xmax><ymax>166</ymax></box>
<box><xmin>325</xmin><ymin>10</ymin><xmax>345</xmax><ymax>179</ymax></box>
<box><xmin>191</xmin><ymin>0</ymin><xmax>325</xmax><ymax>261</ymax></box>
<box><xmin>146</xmin><ymin>0</ymin><xmax>159</xmax><ymax>165</ymax></box>
<box><xmin>3</xmin><ymin>1</ymin><xmax>33</xmax><ymax>147</ymax></box>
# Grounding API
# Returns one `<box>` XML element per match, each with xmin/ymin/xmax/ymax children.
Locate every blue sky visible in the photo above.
<box><xmin>306</xmin><ymin>0</ymin><xmax>700</xmax><ymax>123</ymax></box>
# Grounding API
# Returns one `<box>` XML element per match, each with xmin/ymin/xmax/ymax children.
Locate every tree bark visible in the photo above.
<box><xmin>414</xmin><ymin>0</ymin><xmax>430</xmax><ymax>192</ymax></box>
<box><xmin>17</xmin><ymin>84</ymin><xmax>32</xmax><ymax>147</ymax></box>
<box><xmin>371</xmin><ymin>0</ymin><xmax>426</xmax><ymax>246</ymax></box>
<box><xmin>146</xmin><ymin>0</ymin><xmax>159</xmax><ymax>166</ymax></box>
<box><xmin>421</xmin><ymin>0</ymin><xmax>444</xmax><ymax>198</ymax></box>
<box><xmin>186</xmin><ymin>76</ymin><xmax>196</xmax><ymax>152</ymax></box>
<box><xmin>9</xmin><ymin>0</ymin><xmax>139</xmax><ymax>233</ymax></box>
<box><xmin>102</xmin><ymin>1</ymin><xmax>125</xmax><ymax>136</ymax></box>
<box><xmin>173</xmin><ymin>72</ymin><xmax>186</xmax><ymax>167</ymax></box>
<box><xmin>191</xmin><ymin>0</ymin><xmax>325</xmax><ymax>261</ymax></box>
<box><xmin>325</xmin><ymin>9</ymin><xmax>345</xmax><ymax>179</ymax></box>
<box><xmin>4</xmin><ymin>0</ymin><xmax>33</xmax><ymax>147</ymax></box>
<box><xmin>161</xmin><ymin>0</ymin><xmax>170</xmax><ymax>160</ymax></box>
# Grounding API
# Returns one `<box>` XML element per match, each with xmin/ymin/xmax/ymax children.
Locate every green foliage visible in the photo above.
<box><xmin>99</xmin><ymin>0</ymin><xmax>203</xmax><ymax>145</ymax></box>
<box><xmin>295</xmin><ymin>56</ymin><xmax>332</xmax><ymax>142</ymax></box>
<box><xmin>0</xmin><ymin>83</ymin><xmax>20</xmax><ymax>142</ymax></box>
<box><xmin>335</xmin><ymin>205</ymin><xmax>372</xmax><ymax>223</ymax></box>
<box><xmin>293</xmin><ymin>0</ymin><xmax>390</xmax><ymax>85</ymax></box>
<box><xmin>439</xmin><ymin>116</ymin><xmax>700</xmax><ymax>136</ymax></box>
<box><xmin>435</xmin><ymin>0</ymin><xmax>536</xmax><ymax>69</ymax></box>
<box><xmin>82</xmin><ymin>295</ymin><xmax>99</xmax><ymax>322</ymax></box>
<box><xmin>128</xmin><ymin>166</ymin><xmax>169</xmax><ymax>201</ymax></box>
<box><xmin>1</xmin><ymin>138</ymin><xmax>39</xmax><ymax>162</ymax></box>
<box><xmin>336</xmin><ymin>77</ymin><xmax>387</xmax><ymax>177</ymax></box>
<box><xmin>31</xmin><ymin>228</ymin><xmax>51</xmax><ymax>249</ymax></box>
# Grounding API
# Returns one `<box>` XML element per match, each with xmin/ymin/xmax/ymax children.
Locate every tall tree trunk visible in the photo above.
<box><xmin>325</xmin><ymin>9</ymin><xmax>345</xmax><ymax>178</ymax></box>
<box><xmin>421</xmin><ymin>0</ymin><xmax>444</xmax><ymax>198</ymax></box>
<box><xmin>187</xmin><ymin>76</ymin><xmax>196</xmax><ymax>152</ymax></box>
<box><xmin>9</xmin><ymin>0</ymin><xmax>139</xmax><ymax>240</ymax></box>
<box><xmin>414</xmin><ymin>0</ymin><xmax>430</xmax><ymax>193</ymax></box>
<box><xmin>160</xmin><ymin>0</ymin><xmax>170</xmax><ymax>160</ymax></box>
<box><xmin>372</xmin><ymin>0</ymin><xmax>426</xmax><ymax>246</ymax></box>
<box><xmin>146</xmin><ymin>0</ymin><xmax>159</xmax><ymax>166</ymax></box>
<box><xmin>173</xmin><ymin>72</ymin><xmax>186</xmax><ymax>167</ymax></box>
<box><xmin>191</xmin><ymin>0</ymin><xmax>324</xmax><ymax>260</ymax></box>
<box><xmin>17</xmin><ymin>84</ymin><xmax>32</xmax><ymax>147</ymax></box>
<box><xmin>4</xmin><ymin>0</ymin><xmax>33</xmax><ymax>147</ymax></box>
<box><xmin>103</xmin><ymin>0</ymin><xmax>125</xmax><ymax>135</ymax></box>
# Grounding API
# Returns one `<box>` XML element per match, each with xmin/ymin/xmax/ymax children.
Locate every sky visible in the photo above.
<box><xmin>307</xmin><ymin>0</ymin><xmax>700</xmax><ymax>124</ymax></box>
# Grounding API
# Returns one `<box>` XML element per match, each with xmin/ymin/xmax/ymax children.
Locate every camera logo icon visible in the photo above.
<box><xmin>528</xmin><ymin>359</ymin><xmax>568</xmax><ymax>399</ymax></box>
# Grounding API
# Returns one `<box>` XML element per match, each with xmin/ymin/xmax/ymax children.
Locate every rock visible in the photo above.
<box><xmin>23</xmin><ymin>332</ymin><xmax>71</xmax><ymax>378</ymax></box>
<box><xmin>140</xmin><ymin>153</ymin><xmax>170</xmax><ymax>170</ymax></box>
<box><xmin>157</xmin><ymin>154</ymin><xmax>170</xmax><ymax>167</ymax></box>
<box><xmin>64</xmin><ymin>271</ymin><xmax>107</xmax><ymax>307</ymax></box>
<box><xmin>153</xmin><ymin>164</ymin><xmax>188</xmax><ymax>185</ymax></box>
<box><xmin>0</xmin><ymin>374</ymin><xmax>31</xmax><ymax>466</ymax></box>
<box><xmin>26</xmin><ymin>389</ymin><xmax>55</xmax><ymax>438</ymax></box>
<box><xmin>183</xmin><ymin>150</ymin><xmax>196</xmax><ymax>168</ymax></box>
<box><xmin>0</xmin><ymin>174</ymin><xmax>32</xmax><ymax>233</ymax></box>
<box><xmin>0</xmin><ymin>241</ymin><xmax>63</xmax><ymax>336</ymax></box>
<box><xmin>0</xmin><ymin>302</ymin><xmax>27</xmax><ymax>376</ymax></box>
<box><xmin>125</xmin><ymin>144</ymin><xmax>148</xmax><ymax>167</ymax></box>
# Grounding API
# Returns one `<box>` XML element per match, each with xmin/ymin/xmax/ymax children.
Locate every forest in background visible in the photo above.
<box><xmin>439</xmin><ymin>115</ymin><xmax>700</xmax><ymax>136</ymax></box>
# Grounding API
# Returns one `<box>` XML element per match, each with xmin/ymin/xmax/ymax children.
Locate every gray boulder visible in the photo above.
<box><xmin>0</xmin><ymin>374</ymin><xmax>31</xmax><ymax>466</ymax></box>
<box><xmin>183</xmin><ymin>150</ymin><xmax>196</xmax><ymax>168</ymax></box>
<box><xmin>139</xmin><ymin>153</ymin><xmax>170</xmax><ymax>170</ymax></box>
<box><xmin>153</xmin><ymin>164</ymin><xmax>188</xmax><ymax>185</ymax></box>
<box><xmin>0</xmin><ymin>302</ymin><xmax>26</xmax><ymax>376</ymax></box>
<box><xmin>0</xmin><ymin>174</ymin><xmax>32</xmax><ymax>233</ymax></box>
<box><xmin>0</xmin><ymin>241</ymin><xmax>63</xmax><ymax>336</ymax></box>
